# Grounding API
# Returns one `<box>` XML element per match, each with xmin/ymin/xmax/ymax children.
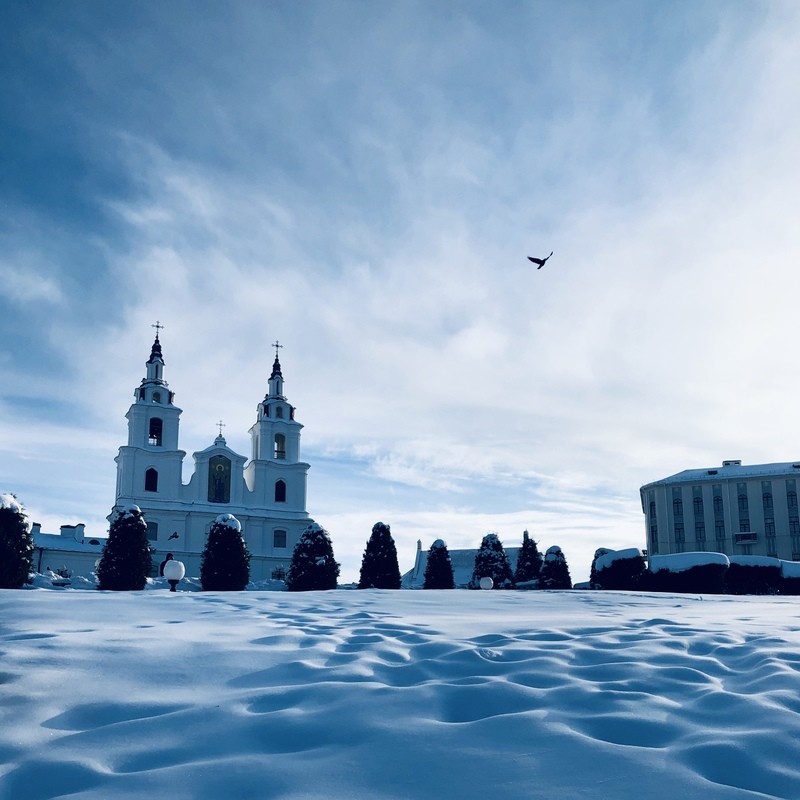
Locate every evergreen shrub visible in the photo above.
<box><xmin>97</xmin><ymin>505</ymin><xmax>153</xmax><ymax>591</ymax></box>
<box><xmin>589</xmin><ymin>548</ymin><xmax>613</xmax><ymax>590</ymax></box>
<box><xmin>286</xmin><ymin>523</ymin><xmax>340</xmax><ymax>591</ymax></box>
<box><xmin>539</xmin><ymin>545</ymin><xmax>572</xmax><ymax>590</ymax></box>
<box><xmin>592</xmin><ymin>548</ymin><xmax>646</xmax><ymax>591</ymax></box>
<box><xmin>358</xmin><ymin>521</ymin><xmax>401</xmax><ymax>589</ymax></box>
<box><xmin>514</xmin><ymin>530</ymin><xmax>543</xmax><ymax>586</ymax></box>
<box><xmin>648</xmin><ymin>563</ymin><xmax>727</xmax><ymax>594</ymax></box>
<box><xmin>470</xmin><ymin>533</ymin><xmax>515</xmax><ymax>589</ymax></box>
<box><xmin>423</xmin><ymin>539</ymin><xmax>455</xmax><ymax>589</ymax></box>
<box><xmin>0</xmin><ymin>493</ymin><xmax>34</xmax><ymax>589</ymax></box>
<box><xmin>200</xmin><ymin>514</ymin><xmax>251</xmax><ymax>591</ymax></box>
<box><xmin>780</xmin><ymin>564</ymin><xmax>800</xmax><ymax>595</ymax></box>
<box><xmin>725</xmin><ymin>558</ymin><xmax>781</xmax><ymax>595</ymax></box>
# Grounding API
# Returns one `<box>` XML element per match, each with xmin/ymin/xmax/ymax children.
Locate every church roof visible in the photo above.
<box><xmin>33</xmin><ymin>532</ymin><xmax>106</xmax><ymax>553</ymax></box>
<box><xmin>402</xmin><ymin>546</ymin><xmax>521</xmax><ymax>589</ymax></box>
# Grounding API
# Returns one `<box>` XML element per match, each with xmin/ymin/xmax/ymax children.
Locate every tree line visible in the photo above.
<box><xmin>0</xmin><ymin>494</ymin><xmax>572</xmax><ymax>592</ymax></box>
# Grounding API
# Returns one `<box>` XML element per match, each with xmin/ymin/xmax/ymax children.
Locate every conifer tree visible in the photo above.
<box><xmin>470</xmin><ymin>532</ymin><xmax>515</xmax><ymax>589</ymax></box>
<box><xmin>423</xmin><ymin>539</ymin><xmax>455</xmax><ymax>589</ymax></box>
<box><xmin>0</xmin><ymin>493</ymin><xmax>34</xmax><ymax>589</ymax></box>
<box><xmin>589</xmin><ymin>547</ymin><xmax>613</xmax><ymax>589</ymax></box>
<box><xmin>286</xmin><ymin>523</ymin><xmax>340</xmax><ymax>591</ymax></box>
<box><xmin>358</xmin><ymin>521</ymin><xmax>401</xmax><ymax>589</ymax></box>
<box><xmin>97</xmin><ymin>505</ymin><xmax>153</xmax><ymax>591</ymax></box>
<box><xmin>540</xmin><ymin>545</ymin><xmax>573</xmax><ymax>590</ymax></box>
<box><xmin>514</xmin><ymin>529</ymin><xmax>543</xmax><ymax>585</ymax></box>
<box><xmin>200</xmin><ymin>514</ymin><xmax>251</xmax><ymax>591</ymax></box>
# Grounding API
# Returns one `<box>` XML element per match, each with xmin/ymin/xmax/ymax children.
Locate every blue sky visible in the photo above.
<box><xmin>2</xmin><ymin>1</ymin><xmax>800</xmax><ymax>583</ymax></box>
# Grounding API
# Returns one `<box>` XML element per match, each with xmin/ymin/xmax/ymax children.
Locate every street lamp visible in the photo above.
<box><xmin>163</xmin><ymin>559</ymin><xmax>186</xmax><ymax>592</ymax></box>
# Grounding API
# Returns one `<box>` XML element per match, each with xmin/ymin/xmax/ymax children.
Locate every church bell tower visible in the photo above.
<box><xmin>245</xmin><ymin>342</ymin><xmax>308</xmax><ymax>509</ymax></box>
<box><xmin>114</xmin><ymin>324</ymin><xmax>185</xmax><ymax>504</ymax></box>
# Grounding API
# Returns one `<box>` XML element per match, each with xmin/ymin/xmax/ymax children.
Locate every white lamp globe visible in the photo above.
<box><xmin>163</xmin><ymin>560</ymin><xmax>185</xmax><ymax>581</ymax></box>
<box><xmin>479</xmin><ymin>576</ymin><xmax>494</xmax><ymax>590</ymax></box>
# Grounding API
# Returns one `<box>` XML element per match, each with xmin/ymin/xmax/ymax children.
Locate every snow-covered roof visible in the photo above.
<box><xmin>642</xmin><ymin>460</ymin><xmax>800</xmax><ymax>490</ymax></box>
<box><xmin>33</xmin><ymin>533</ymin><xmax>105</xmax><ymax>553</ymax></box>
<box><xmin>402</xmin><ymin>546</ymin><xmax>521</xmax><ymax>589</ymax></box>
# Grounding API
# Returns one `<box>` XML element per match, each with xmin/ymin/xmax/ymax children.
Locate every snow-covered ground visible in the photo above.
<box><xmin>2</xmin><ymin>588</ymin><xmax>800</xmax><ymax>799</ymax></box>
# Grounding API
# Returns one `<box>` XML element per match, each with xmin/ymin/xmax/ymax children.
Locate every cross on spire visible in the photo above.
<box><xmin>216</xmin><ymin>420</ymin><xmax>226</xmax><ymax>437</ymax></box>
<box><xmin>271</xmin><ymin>340</ymin><xmax>283</xmax><ymax>360</ymax></box>
<box><xmin>151</xmin><ymin>320</ymin><xmax>165</xmax><ymax>338</ymax></box>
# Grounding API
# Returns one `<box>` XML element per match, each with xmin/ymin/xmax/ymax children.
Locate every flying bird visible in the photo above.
<box><xmin>528</xmin><ymin>251</ymin><xmax>553</xmax><ymax>269</ymax></box>
<box><xmin>168</xmin><ymin>532</ymin><xmax>179</xmax><ymax>541</ymax></box>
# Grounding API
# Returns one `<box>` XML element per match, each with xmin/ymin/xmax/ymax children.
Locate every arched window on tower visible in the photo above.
<box><xmin>153</xmin><ymin>391</ymin><xmax>162</xmax><ymax>404</ymax></box>
<box><xmin>145</xmin><ymin>468</ymin><xmax>159</xmax><ymax>492</ymax></box>
<box><xmin>275</xmin><ymin>480</ymin><xmax>286</xmax><ymax>503</ymax></box>
<box><xmin>274</xmin><ymin>434</ymin><xmax>286</xmax><ymax>460</ymax></box>
<box><xmin>148</xmin><ymin>417</ymin><xmax>163</xmax><ymax>446</ymax></box>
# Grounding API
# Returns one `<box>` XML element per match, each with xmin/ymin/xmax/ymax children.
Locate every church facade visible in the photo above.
<box><xmin>112</xmin><ymin>333</ymin><xmax>313</xmax><ymax>581</ymax></box>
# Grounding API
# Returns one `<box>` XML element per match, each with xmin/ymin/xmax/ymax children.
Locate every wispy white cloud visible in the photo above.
<box><xmin>3</xmin><ymin>3</ymin><xmax>800</xmax><ymax>581</ymax></box>
<box><xmin>0</xmin><ymin>260</ymin><xmax>64</xmax><ymax>305</ymax></box>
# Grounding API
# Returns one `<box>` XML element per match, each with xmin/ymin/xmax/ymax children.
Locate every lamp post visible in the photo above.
<box><xmin>163</xmin><ymin>559</ymin><xmax>186</xmax><ymax>592</ymax></box>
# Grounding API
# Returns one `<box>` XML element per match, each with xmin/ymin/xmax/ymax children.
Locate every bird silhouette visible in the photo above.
<box><xmin>527</xmin><ymin>251</ymin><xmax>553</xmax><ymax>269</ymax></box>
<box><xmin>168</xmin><ymin>532</ymin><xmax>179</xmax><ymax>541</ymax></box>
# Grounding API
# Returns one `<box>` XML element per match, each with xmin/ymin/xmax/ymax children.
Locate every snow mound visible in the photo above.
<box><xmin>729</xmin><ymin>555</ymin><xmax>781</xmax><ymax>568</ymax></box>
<box><xmin>0</xmin><ymin>493</ymin><xmax>24</xmax><ymax>514</ymax></box>
<box><xmin>781</xmin><ymin>560</ymin><xmax>800</xmax><ymax>578</ymax></box>
<box><xmin>215</xmin><ymin>513</ymin><xmax>242</xmax><ymax>532</ymax></box>
<box><xmin>2</xmin><ymin>591</ymin><xmax>800</xmax><ymax>799</ymax></box>
<box><xmin>595</xmin><ymin>548</ymin><xmax>643</xmax><ymax>571</ymax></box>
<box><xmin>544</xmin><ymin>545</ymin><xmax>564</xmax><ymax>561</ymax></box>
<box><xmin>649</xmin><ymin>552</ymin><xmax>729</xmax><ymax>573</ymax></box>
<box><xmin>118</xmin><ymin>504</ymin><xmax>141</xmax><ymax>517</ymax></box>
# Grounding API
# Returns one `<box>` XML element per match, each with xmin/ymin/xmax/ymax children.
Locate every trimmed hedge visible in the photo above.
<box><xmin>725</xmin><ymin>557</ymin><xmax>781</xmax><ymax>595</ymax></box>
<box><xmin>592</xmin><ymin>548</ymin><xmax>645</xmax><ymax>591</ymax></box>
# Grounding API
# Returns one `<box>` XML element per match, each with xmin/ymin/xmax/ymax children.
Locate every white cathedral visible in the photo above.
<box><xmin>112</xmin><ymin>331</ymin><xmax>314</xmax><ymax>581</ymax></box>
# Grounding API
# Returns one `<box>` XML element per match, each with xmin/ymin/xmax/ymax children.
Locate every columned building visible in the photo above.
<box><xmin>112</xmin><ymin>333</ymin><xmax>313</xmax><ymax>581</ymax></box>
<box><xmin>640</xmin><ymin>460</ymin><xmax>800</xmax><ymax>561</ymax></box>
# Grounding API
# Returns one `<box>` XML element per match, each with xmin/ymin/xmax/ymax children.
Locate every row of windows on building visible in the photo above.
<box><xmin>143</xmin><ymin>467</ymin><xmax>288</xmax><ymax>503</ymax></box>
<box><xmin>648</xmin><ymin>479</ymin><xmax>800</xmax><ymax>559</ymax></box>
<box><xmin>145</xmin><ymin>521</ymin><xmax>288</xmax><ymax>549</ymax></box>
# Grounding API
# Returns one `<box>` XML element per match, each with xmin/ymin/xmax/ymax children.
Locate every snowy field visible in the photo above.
<box><xmin>2</xmin><ymin>589</ymin><xmax>800</xmax><ymax>800</ymax></box>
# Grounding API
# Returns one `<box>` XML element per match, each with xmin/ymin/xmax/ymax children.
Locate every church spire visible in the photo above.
<box><xmin>148</xmin><ymin>334</ymin><xmax>164</xmax><ymax>365</ymax></box>
<box><xmin>145</xmin><ymin>321</ymin><xmax>166</xmax><ymax>384</ymax></box>
<box><xmin>250</xmin><ymin>339</ymin><xmax>302</xmax><ymax>462</ymax></box>
<box><xmin>268</xmin><ymin>340</ymin><xmax>285</xmax><ymax>399</ymax></box>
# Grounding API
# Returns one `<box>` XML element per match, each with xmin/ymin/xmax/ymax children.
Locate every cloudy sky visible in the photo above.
<box><xmin>2</xmin><ymin>1</ymin><xmax>800</xmax><ymax>583</ymax></box>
